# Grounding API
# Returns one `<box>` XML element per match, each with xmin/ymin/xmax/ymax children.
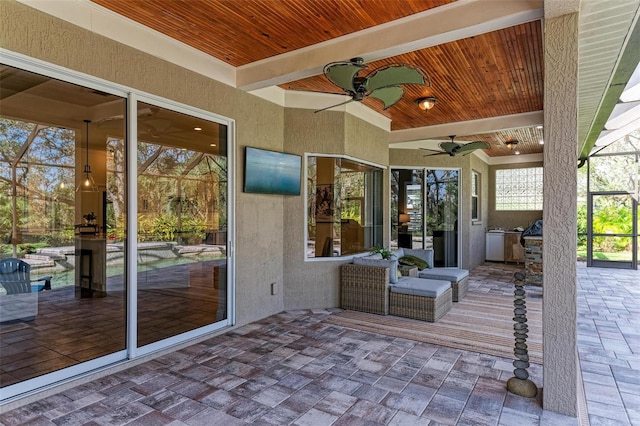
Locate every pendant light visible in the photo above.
<box><xmin>77</xmin><ymin>119</ymin><xmax>98</xmax><ymax>192</ymax></box>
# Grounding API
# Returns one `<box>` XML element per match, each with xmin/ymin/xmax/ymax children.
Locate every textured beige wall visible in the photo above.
<box><xmin>469</xmin><ymin>155</ymin><xmax>489</xmax><ymax>268</ymax></box>
<box><xmin>282</xmin><ymin>109</ymin><xmax>390</xmax><ymax>310</ymax></box>
<box><xmin>488</xmin><ymin>162</ymin><xmax>544</xmax><ymax>231</ymax></box>
<box><xmin>542</xmin><ymin>12</ymin><xmax>579</xmax><ymax>416</ymax></box>
<box><xmin>1</xmin><ymin>0</ymin><xmax>286</xmax><ymax>326</ymax></box>
<box><xmin>389</xmin><ymin>149</ymin><xmax>486</xmax><ymax>270</ymax></box>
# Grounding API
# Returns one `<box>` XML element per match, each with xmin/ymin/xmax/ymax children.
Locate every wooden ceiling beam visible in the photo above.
<box><xmin>237</xmin><ymin>0</ymin><xmax>543</xmax><ymax>91</ymax></box>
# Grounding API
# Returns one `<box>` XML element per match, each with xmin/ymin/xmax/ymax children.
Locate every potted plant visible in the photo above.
<box><xmin>83</xmin><ymin>212</ymin><xmax>97</xmax><ymax>225</ymax></box>
<box><xmin>370</xmin><ymin>245</ymin><xmax>392</xmax><ymax>259</ymax></box>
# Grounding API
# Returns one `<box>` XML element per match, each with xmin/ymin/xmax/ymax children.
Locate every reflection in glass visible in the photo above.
<box><xmin>307</xmin><ymin>156</ymin><xmax>382</xmax><ymax>258</ymax></box>
<box><xmin>136</xmin><ymin>102</ymin><xmax>228</xmax><ymax>347</ymax></box>
<box><xmin>0</xmin><ymin>65</ymin><xmax>127</xmax><ymax>386</ymax></box>
<box><xmin>391</xmin><ymin>169</ymin><xmax>425</xmax><ymax>249</ymax></box>
<box><xmin>391</xmin><ymin>168</ymin><xmax>459</xmax><ymax>264</ymax></box>
<box><xmin>426</xmin><ymin>169</ymin><xmax>459</xmax><ymax>266</ymax></box>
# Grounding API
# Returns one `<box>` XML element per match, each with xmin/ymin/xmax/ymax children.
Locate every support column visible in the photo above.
<box><xmin>542</xmin><ymin>12</ymin><xmax>579</xmax><ymax>416</ymax></box>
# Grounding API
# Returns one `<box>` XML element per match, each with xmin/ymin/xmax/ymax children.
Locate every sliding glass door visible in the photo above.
<box><xmin>0</xmin><ymin>65</ymin><xmax>128</xmax><ymax>392</ymax></box>
<box><xmin>426</xmin><ymin>169</ymin><xmax>459</xmax><ymax>267</ymax></box>
<box><xmin>0</xmin><ymin>60</ymin><xmax>233</xmax><ymax>400</ymax></box>
<box><xmin>136</xmin><ymin>101</ymin><xmax>229</xmax><ymax>348</ymax></box>
<box><xmin>391</xmin><ymin>167</ymin><xmax>460</xmax><ymax>266</ymax></box>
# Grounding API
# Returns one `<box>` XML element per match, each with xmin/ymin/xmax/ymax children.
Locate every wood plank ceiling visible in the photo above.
<box><xmin>91</xmin><ymin>0</ymin><xmax>544</xmax><ymax>157</ymax></box>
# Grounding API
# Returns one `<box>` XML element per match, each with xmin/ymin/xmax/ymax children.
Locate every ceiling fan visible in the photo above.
<box><xmin>421</xmin><ymin>135</ymin><xmax>490</xmax><ymax>157</ymax></box>
<box><xmin>310</xmin><ymin>57</ymin><xmax>428</xmax><ymax>113</ymax></box>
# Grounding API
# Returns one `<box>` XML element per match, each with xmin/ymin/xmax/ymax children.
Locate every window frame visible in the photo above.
<box><xmin>304</xmin><ymin>153</ymin><xmax>386</xmax><ymax>261</ymax></box>
<box><xmin>472</xmin><ymin>170</ymin><xmax>481</xmax><ymax>222</ymax></box>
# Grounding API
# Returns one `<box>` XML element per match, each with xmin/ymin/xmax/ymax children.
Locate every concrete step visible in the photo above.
<box><xmin>22</xmin><ymin>255</ymin><xmax>55</xmax><ymax>267</ymax></box>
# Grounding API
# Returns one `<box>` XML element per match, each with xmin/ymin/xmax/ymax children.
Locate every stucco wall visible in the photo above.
<box><xmin>469</xmin><ymin>155</ymin><xmax>489</xmax><ymax>268</ymax></box>
<box><xmin>1</xmin><ymin>0</ymin><xmax>286</xmax><ymax>326</ymax></box>
<box><xmin>542</xmin><ymin>12</ymin><xmax>579</xmax><ymax>416</ymax></box>
<box><xmin>488</xmin><ymin>161</ymin><xmax>544</xmax><ymax>231</ymax></box>
<box><xmin>282</xmin><ymin>109</ymin><xmax>390</xmax><ymax>310</ymax></box>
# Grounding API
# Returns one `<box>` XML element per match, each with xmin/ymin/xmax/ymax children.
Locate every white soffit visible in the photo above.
<box><xmin>593</xmin><ymin>61</ymin><xmax>640</xmax><ymax>150</ymax></box>
<box><xmin>577</xmin><ymin>0</ymin><xmax>640</xmax><ymax>144</ymax></box>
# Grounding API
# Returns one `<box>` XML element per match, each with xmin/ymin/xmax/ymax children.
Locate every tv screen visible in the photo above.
<box><xmin>244</xmin><ymin>147</ymin><xmax>302</xmax><ymax>195</ymax></box>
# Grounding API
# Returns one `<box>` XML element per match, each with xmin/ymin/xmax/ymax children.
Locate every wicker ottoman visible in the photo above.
<box><xmin>418</xmin><ymin>269</ymin><xmax>469</xmax><ymax>302</ymax></box>
<box><xmin>389</xmin><ymin>278</ymin><xmax>452</xmax><ymax>322</ymax></box>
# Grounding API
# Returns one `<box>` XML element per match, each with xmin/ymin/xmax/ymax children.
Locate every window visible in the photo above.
<box><xmin>495</xmin><ymin>167</ymin><xmax>543</xmax><ymax>210</ymax></box>
<box><xmin>472</xmin><ymin>171</ymin><xmax>480</xmax><ymax>221</ymax></box>
<box><xmin>307</xmin><ymin>156</ymin><xmax>383</xmax><ymax>258</ymax></box>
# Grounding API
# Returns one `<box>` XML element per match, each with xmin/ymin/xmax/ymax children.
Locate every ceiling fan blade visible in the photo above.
<box><xmin>368</xmin><ymin>86</ymin><xmax>404</xmax><ymax>109</ymax></box>
<box><xmin>287</xmin><ymin>87</ymin><xmax>347</xmax><ymax>96</ymax></box>
<box><xmin>363</xmin><ymin>65</ymin><xmax>425</xmax><ymax>92</ymax></box>
<box><xmin>423</xmin><ymin>151</ymin><xmax>447</xmax><ymax>157</ymax></box>
<box><xmin>324</xmin><ymin>62</ymin><xmax>366</xmax><ymax>92</ymax></box>
<box><xmin>457</xmin><ymin>141</ymin><xmax>490</xmax><ymax>154</ymax></box>
<box><xmin>314</xmin><ymin>97</ymin><xmax>356</xmax><ymax>113</ymax></box>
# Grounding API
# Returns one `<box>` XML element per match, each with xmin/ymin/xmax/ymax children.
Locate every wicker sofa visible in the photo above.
<box><xmin>393</xmin><ymin>248</ymin><xmax>469</xmax><ymax>302</ymax></box>
<box><xmin>340</xmin><ymin>262</ymin><xmax>452</xmax><ymax>322</ymax></box>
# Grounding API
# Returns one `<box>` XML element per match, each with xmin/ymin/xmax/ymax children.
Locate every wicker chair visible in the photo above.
<box><xmin>340</xmin><ymin>263</ymin><xmax>452</xmax><ymax>322</ymax></box>
<box><xmin>340</xmin><ymin>263</ymin><xmax>389</xmax><ymax>315</ymax></box>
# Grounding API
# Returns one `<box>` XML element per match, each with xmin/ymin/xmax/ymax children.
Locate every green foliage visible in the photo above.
<box><xmin>370</xmin><ymin>245</ymin><xmax>392</xmax><ymax>260</ymax></box>
<box><xmin>577</xmin><ymin>204</ymin><xmax>587</xmax><ymax>246</ymax></box>
<box><xmin>137</xmin><ymin>213</ymin><xmax>208</xmax><ymax>244</ymax></box>
<box><xmin>0</xmin><ymin>242</ymin><xmax>49</xmax><ymax>256</ymax></box>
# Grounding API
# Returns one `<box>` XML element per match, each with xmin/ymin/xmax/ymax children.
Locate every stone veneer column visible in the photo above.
<box><xmin>523</xmin><ymin>237</ymin><xmax>543</xmax><ymax>286</ymax></box>
<box><xmin>542</xmin><ymin>12</ymin><xmax>579</xmax><ymax>416</ymax></box>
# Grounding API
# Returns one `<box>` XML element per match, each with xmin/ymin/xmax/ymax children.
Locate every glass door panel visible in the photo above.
<box><xmin>588</xmin><ymin>192</ymin><xmax>637</xmax><ymax>269</ymax></box>
<box><xmin>405</xmin><ymin>182</ymin><xmax>423</xmax><ymax>249</ymax></box>
<box><xmin>0</xmin><ymin>65</ymin><xmax>127</xmax><ymax>389</ymax></box>
<box><xmin>390</xmin><ymin>169</ymin><xmax>424</xmax><ymax>250</ymax></box>
<box><xmin>425</xmin><ymin>169</ymin><xmax>459</xmax><ymax>267</ymax></box>
<box><xmin>136</xmin><ymin>101</ymin><xmax>228</xmax><ymax>347</ymax></box>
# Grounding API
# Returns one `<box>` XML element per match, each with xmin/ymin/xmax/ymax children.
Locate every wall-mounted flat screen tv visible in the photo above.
<box><xmin>244</xmin><ymin>146</ymin><xmax>302</xmax><ymax>195</ymax></box>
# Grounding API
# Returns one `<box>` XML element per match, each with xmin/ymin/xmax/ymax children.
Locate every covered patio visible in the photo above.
<box><xmin>1</xmin><ymin>262</ymin><xmax>638</xmax><ymax>424</ymax></box>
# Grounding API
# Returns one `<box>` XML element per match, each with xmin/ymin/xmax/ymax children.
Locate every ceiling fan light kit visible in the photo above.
<box><xmin>416</xmin><ymin>96</ymin><xmax>437</xmax><ymax>110</ymax></box>
<box><xmin>505</xmin><ymin>139</ymin><xmax>519</xmax><ymax>150</ymax></box>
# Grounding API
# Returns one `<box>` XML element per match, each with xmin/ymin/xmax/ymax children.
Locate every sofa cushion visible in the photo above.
<box><xmin>391</xmin><ymin>248</ymin><xmax>404</xmax><ymax>259</ymax></box>
<box><xmin>353</xmin><ymin>256</ymin><xmax>400</xmax><ymax>284</ymax></box>
<box><xmin>403</xmin><ymin>248</ymin><xmax>434</xmax><ymax>270</ymax></box>
<box><xmin>390</xmin><ymin>277</ymin><xmax>450</xmax><ymax>298</ymax></box>
<box><xmin>418</xmin><ymin>267</ymin><xmax>469</xmax><ymax>282</ymax></box>
<box><xmin>398</xmin><ymin>254</ymin><xmax>429</xmax><ymax>270</ymax></box>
